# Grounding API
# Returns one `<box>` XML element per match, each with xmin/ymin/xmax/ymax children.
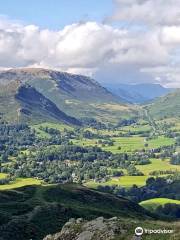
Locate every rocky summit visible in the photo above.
<box><xmin>43</xmin><ymin>217</ymin><xmax>129</xmax><ymax>240</ymax></box>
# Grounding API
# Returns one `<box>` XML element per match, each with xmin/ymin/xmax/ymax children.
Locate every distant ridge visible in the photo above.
<box><xmin>0</xmin><ymin>80</ymin><xmax>81</xmax><ymax>125</ymax></box>
<box><xmin>104</xmin><ymin>83</ymin><xmax>173</xmax><ymax>103</ymax></box>
<box><xmin>0</xmin><ymin>68</ymin><xmax>122</xmax><ymax>103</ymax></box>
<box><xmin>0</xmin><ymin>68</ymin><xmax>135</xmax><ymax>122</ymax></box>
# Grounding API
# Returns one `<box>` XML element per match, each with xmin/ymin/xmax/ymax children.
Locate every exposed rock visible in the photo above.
<box><xmin>43</xmin><ymin>217</ymin><xmax>128</xmax><ymax>240</ymax></box>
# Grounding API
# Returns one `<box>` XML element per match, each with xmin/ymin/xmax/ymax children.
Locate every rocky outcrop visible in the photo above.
<box><xmin>43</xmin><ymin>217</ymin><xmax>129</xmax><ymax>240</ymax></box>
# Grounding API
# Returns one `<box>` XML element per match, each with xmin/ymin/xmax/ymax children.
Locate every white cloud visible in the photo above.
<box><xmin>160</xmin><ymin>26</ymin><xmax>180</xmax><ymax>45</ymax></box>
<box><xmin>112</xmin><ymin>0</ymin><xmax>180</xmax><ymax>26</ymax></box>
<box><xmin>0</xmin><ymin>13</ymin><xmax>180</xmax><ymax>87</ymax></box>
<box><xmin>141</xmin><ymin>65</ymin><xmax>180</xmax><ymax>88</ymax></box>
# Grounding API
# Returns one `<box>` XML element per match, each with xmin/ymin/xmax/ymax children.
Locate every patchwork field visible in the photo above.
<box><xmin>103</xmin><ymin>136</ymin><xmax>174</xmax><ymax>153</ymax></box>
<box><xmin>0</xmin><ymin>118</ymin><xmax>179</xmax><ymax>192</ymax></box>
<box><xmin>73</xmin><ymin>135</ymin><xmax>175</xmax><ymax>153</ymax></box>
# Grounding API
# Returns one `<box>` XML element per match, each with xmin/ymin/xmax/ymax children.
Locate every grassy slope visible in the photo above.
<box><xmin>0</xmin><ymin>184</ymin><xmax>153</xmax><ymax>240</ymax></box>
<box><xmin>140</xmin><ymin>198</ymin><xmax>180</xmax><ymax>211</ymax></box>
<box><xmin>0</xmin><ymin>178</ymin><xmax>42</xmax><ymax>190</ymax></box>
<box><xmin>147</xmin><ymin>90</ymin><xmax>180</xmax><ymax>119</ymax></box>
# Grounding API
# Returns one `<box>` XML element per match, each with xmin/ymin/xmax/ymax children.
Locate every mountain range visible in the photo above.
<box><xmin>0</xmin><ymin>68</ymin><xmax>179</xmax><ymax>124</ymax></box>
<box><xmin>104</xmin><ymin>83</ymin><xmax>174</xmax><ymax>104</ymax></box>
<box><xmin>0</xmin><ymin>68</ymin><xmax>136</xmax><ymax>124</ymax></box>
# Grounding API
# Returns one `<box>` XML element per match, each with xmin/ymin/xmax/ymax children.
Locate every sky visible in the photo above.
<box><xmin>0</xmin><ymin>0</ymin><xmax>180</xmax><ymax>87</ymax></box>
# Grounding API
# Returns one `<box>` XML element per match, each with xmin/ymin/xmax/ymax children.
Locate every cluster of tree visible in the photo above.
<box><xmin>35</xmin><ymin>145</ymin><xmax>111</xmax><ymax>162</ymax></box>
<box><xmin>127</xmin><ymin>165</ymin><xmax>144</xmax><ymax>176</ymax></box>
<box><xmin>149</xmin><ymin>170</ymin><xmax>177</xmax><ymax>176</ymax></box>
<box><xmin>0</xmin><ymin>175</ymin><xmax>15</xmax><ymax>185</ymax></box>
<box><xmin>155</xmin><ymin>203</ymin><xmax>180</xmax><ymax>219</ymax></box>
<box><xmin>39</xmin><ymin>126</ymin><xmax>61</xmax><ymax>135</ymax></box>
<box><xmin>170</xmin><ymin>153</ymin><xmax>180</xmax><ymax>165</ymax></box>
<box><xmin>116</xmin><ymin>119</ymin><xmax>137</xmax><ymax>127</ymax></box>
<box><xmin>80</xmin><ymin>118</ymin><xmax>107</xmax><ymax>129</ymax></box>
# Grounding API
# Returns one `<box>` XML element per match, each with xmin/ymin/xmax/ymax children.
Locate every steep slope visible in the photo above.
<box><xmin>0</xmin><ymin>68</ymin><xmax>121</xmax><ymax>103</ymax></box>
<box><xmin>146</xmin><ymin>90</ymin><xmax>180</xmax><ymax>119</ymax></box>
<box><xmin>0</xmin><ymin>184</ymin><xmax>154</xmax><ymax>240</ymax></box>
<box><xmin>0</xmin><ymin>68</ymin><xmax>136</xmax><ymax>122</ymax></box>
<box><xmin>105</xmin><ymin>83</ymin><xmax>173</xmax><ymax>103</ymax></box>
<box><xmin>0</xmin><ymin>80</ymin><xmax>80</xmax><ymax>125</ymax></box>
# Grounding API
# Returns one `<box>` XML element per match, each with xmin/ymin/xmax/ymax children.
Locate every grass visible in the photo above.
<box><xmin>122</xmin><ymin>124</ymin><xmax>152</xmax><ymax>133</ymax></box>
<box><xmin>0</xmin><ymin>173</ymin><xmax>8</xmax><ymax>179</ymax></box>
<box><xmin>102</xmin><ymin>136</ymin><xmax>174</xmax><ymax>153</ymax></box>
<box><xmin>0</xmin><ymin>178</ymin><xmax>42</xmax><ymax>190</ymax></box>
<box><xmin>148</xmin><ymin>136</ymin><xmax>174</xmax><ymax>148</ymax></box>
<box><xmin>136</xmin><ymin>158</ymin><xmax>180</xmax><ymax>175</ymax></box>
<box><xmin>32</xmin><ymin>122</ymin><xmax>73</xmax><ymax>138</ymax></box>
<box><xmin>34</xmin><ymin>122</ymin><xmax>73</xmax><ymax>131</ymax></box>
<box><xmin>85</xmin><ymin>158</ymin><xmax>180</xmax><ymax>189</ymax></box>
<box><xmin>140</xmin><ymin>198</ymin><xmax>180</xmax><ymax>211</ymax></box>
<box><xmin>85</xmin><ymin>176</ymin><xmax>149</xmax><ymax>188</ymax></box>
<box><xmin>32</xmin><ymin>125</ymin><xmax>51</xmax><ymax>138</ymax></box>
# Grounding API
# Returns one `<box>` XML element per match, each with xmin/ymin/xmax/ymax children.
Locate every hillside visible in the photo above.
<box><xmin>44</xmin><ymin>217</ymin><xmax>180</xmax><ymax>240</ymax></box>
<box><xmin>0</xmin><ymin>68</ymin><xmax>136</xmax><ymax>122</ymax></box>
<box><xmin>105</xmin><ymin>83</ymin><xmax>173</xmax><ymax>104</ymax></box>
<box><xmin>140</xmin><ymin>198</ymin><xmax>180</xmax><ymax>211</ymax></box>
<box><xmin>146</xmin><ymin>90</ymin><xmax>180</xmax><ymax>119</ymax></box>
<box><xmin>0</xmin><ymin>81</ymin><xmax>80</xmax><ymax>125</ymax></box>
<box><xmin>0</xmin><ymin>68</ymin><xmax>121</xmax><ymax>102</ymax></box>
<box><xmin>0</xmin><ymin>184</ymin><xmax>153</xmax><ymax>240</ymax></box>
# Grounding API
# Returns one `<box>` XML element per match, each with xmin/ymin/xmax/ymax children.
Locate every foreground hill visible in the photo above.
<box><xmin>44</xmin><ymin>216</ymin><xmax>180</xmax><ymax>240</ymax></box>
<box><xmin>0</xmin><ymin>184</ymin><xmax>153</xmax><ymax>240</ymax></box>
<box><xmin>0</xmin><ymin>80</ymin><xmax>80</xmax><ymax>125</ymax></box>
<box><xmin>105</xmin><ymin>83</ymin><xmax>172</xmax><ymax>103</ymax></box>
<box><xmin>0</xmin><ymin>68</ymin><xmax>137</xmax><ymax>122</ymax></box>
<box><xmin>146</xmin><ymin>90</ymin><xmax>180</xmax><ymax>119</ymax></box>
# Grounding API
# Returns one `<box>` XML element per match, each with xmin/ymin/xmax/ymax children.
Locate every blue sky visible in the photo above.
<box><xmin>0</xmin><ymin>0</ymin><xmax>113</xmax><ymax>29</ymax></box>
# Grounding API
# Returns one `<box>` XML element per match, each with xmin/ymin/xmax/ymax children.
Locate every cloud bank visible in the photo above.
<box><xmin>0</xmin><ymin>0</ymin><xmax>180</xmax><ymax>87</ymax></box>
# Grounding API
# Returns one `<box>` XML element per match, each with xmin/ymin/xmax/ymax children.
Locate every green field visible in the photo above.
<box><xmin>0</xmin><ymin>173</ymin><xmax>8</xmax><ymax>179</ymax></box>
<box><xmin>85</xmin><ymin>158</ymin><xmax>180</xmax><ymax>188</ymax></box>
<box><xmin>122</xmin><ymin>124</ymin><xmax>152</xmax><ymax>133</ymax></box>
<box><xmin>32</xmin><ymin>122</ymin><xmax>73</xmax><ymax>138</ymax></box>
<box><xmin>72</xmin><ymin>135</ymin><xmax>174</xmax><ymax>153</ymax></box>
<box><xmin>0</xmin><ymin>178</ymin><xmax>42</xmax><ymax>190</ymax></box>
<box><xmin>85</xmin><ymin>175</ymin><xmax>149</xmax><ymax>188</ymax></box>
<box><xmin>103</xmin><ymin>136</ymin><xmax>174</xmax><ymax>153</ymax></box>
<box><xmin>136</xmin><ymin>158</ymin><xmax>180</xmax><ymax>175</ymax></box>
<box><xmin>140</xmin><ymin>198</ymin><xmax>180</xmax><ymax>211</ymax></box>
